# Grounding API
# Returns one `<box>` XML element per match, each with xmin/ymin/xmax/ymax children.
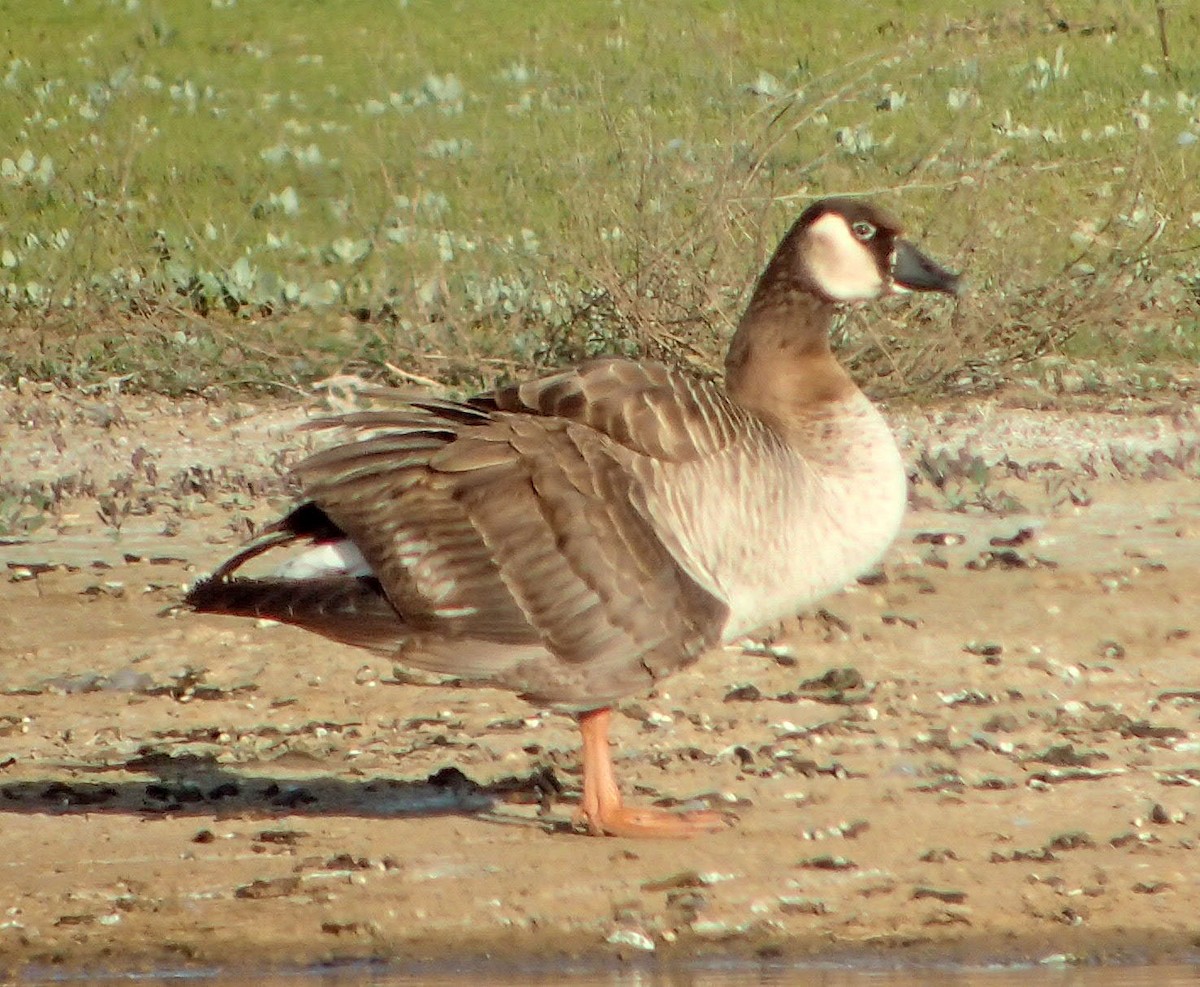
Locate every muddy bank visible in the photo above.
<box><xmin>1</xmin><ymin>387</ymin><xmax>1198</xmax><ymax>976</ymax></box>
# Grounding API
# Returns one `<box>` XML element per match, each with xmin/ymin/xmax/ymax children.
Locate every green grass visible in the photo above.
<box><xmin>0</xmin><ymin>0</ymin><xmax>1198</xmax><ymax>397</ymax></box>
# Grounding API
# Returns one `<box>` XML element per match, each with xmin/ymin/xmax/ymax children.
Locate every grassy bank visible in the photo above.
<box><xmin>0</xmin><ymin>0</ymin><xmax>1197</xmax><ymax>397</ymax></box>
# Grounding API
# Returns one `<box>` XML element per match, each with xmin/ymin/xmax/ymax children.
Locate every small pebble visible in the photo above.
<box><xmin>606</xmin><ymin>928</ymin><xmax>655</xmax><ymax>951</ymax></box>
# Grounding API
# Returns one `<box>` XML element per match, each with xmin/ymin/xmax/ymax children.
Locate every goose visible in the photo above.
<box><xmin>185</xmin><ymin>197</ymin><xmax>959</xmax><ymax>838</ymax></box>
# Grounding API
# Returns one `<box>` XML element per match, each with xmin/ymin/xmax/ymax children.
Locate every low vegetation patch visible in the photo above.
<box><xmin>0</xmin><ymin>1</ymin><xmax>1197</xmax><ymax>398</ymax></box>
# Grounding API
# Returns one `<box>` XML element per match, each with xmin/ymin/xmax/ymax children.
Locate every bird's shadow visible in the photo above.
<box><xmin>0</xmin><ymin>751</ymin><xmax>568</xmax><ymax>832</ymax></box>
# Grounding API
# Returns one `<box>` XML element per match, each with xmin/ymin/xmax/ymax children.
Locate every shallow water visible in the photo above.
<box><xmin>18</xmin><ymin>962</ymin><xmax>1200</xmax><ymax>986</ymax></box>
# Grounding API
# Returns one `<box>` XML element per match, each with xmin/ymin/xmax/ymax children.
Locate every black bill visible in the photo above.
<box><xmin>891</xmin><ymin>239</ymin><xmax>961</xmax><ymax>295</ymax></box>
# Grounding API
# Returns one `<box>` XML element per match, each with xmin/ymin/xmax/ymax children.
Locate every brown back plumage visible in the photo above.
<box><xmin>188</xmin><ymin>359</ymin><xmax>743</xmax><ymax>704</ymax></box>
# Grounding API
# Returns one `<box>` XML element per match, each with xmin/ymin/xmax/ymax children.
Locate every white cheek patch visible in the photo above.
<box><xmin>274</xmin><ymin>539</ymin><xmax>373</xmax><ymax>579</ymax></box>
<box><xmin>805</xmin><ymin>213</ymin><xmax>885</xmax><ymax>301</ymax></box>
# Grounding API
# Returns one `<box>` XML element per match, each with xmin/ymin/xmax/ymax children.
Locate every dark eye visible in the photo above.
<box><xmin>852</xmin><ymin>221</ymin><xmax>876</xmax><ymax>241</ymax></box>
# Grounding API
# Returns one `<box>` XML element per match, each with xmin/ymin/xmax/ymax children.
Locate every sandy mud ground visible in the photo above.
<box><xmin>0</xmin><ymin>383</ymin><xmax>1198</xmax><ymax>977</ymax></box>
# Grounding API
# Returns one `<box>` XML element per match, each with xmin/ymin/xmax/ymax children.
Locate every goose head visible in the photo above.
<box><xmin>785</xmin><ymin>196</ymin><xmax>960</xmax><ymax>303</ymax></box>
<box><xmin>727</xmin><ymin>197</ymin><xmax>959</xmax><ymax>413</ymax></box>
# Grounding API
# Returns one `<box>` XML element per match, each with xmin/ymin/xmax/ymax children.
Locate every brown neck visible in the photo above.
<box><xmin>724</xmin><ymin>277</ymin><xmax>858</xmax><ymax>426</ymax></box>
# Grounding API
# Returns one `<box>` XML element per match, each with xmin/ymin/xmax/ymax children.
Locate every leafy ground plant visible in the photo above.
<box><xmin>0</xmin><ymin>0</ymin><xmax>1197</xmax><ymax>398</ymax></box>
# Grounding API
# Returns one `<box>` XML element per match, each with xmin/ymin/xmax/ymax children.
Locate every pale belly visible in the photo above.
<box><xmin>644</xmin><ymin>401</ymin><xmax>908</xmax><ymax>642</ymax></box>
<box><xmin>717</xmin><ymin>462</ymin><xmax>907</xmax><ymax>640</ymax></box>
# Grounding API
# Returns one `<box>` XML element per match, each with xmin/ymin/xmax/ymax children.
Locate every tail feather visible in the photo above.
<box><xmin>208</xmin><ymin>502</ymin><xmax>349</xmax><ymax>582</ymax></box>
<box><xmin>184</xmin><ymin>574</ymin><xmax>408</xmax><ymax>652</ymax></box>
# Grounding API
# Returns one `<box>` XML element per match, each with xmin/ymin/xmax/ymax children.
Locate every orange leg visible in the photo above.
<box><xmin>573</xmin><ymin>707</ymin><xmax>728</xmax><ymax>838</ymax></box>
